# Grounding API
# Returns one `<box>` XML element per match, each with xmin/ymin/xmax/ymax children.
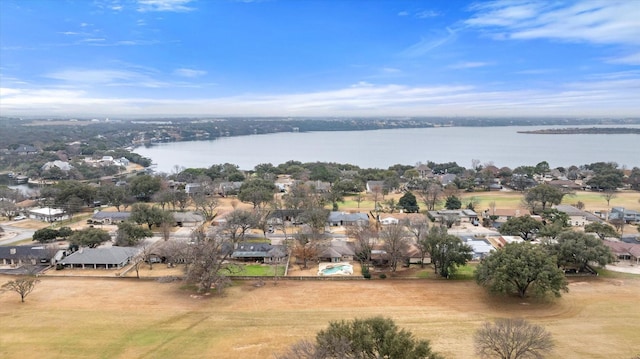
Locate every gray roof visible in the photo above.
<box><xmin>554</xmin><ymin>205</ymin><xmax>602</xmax><ymax>222</ymax></box>
<box><xmin>0</xmin><ymin>246</ymin><xmax>50</xmax><ymax>261</ymax></box>
<box><xmin>232</xmin><ymin>243</ymin><xmax>286</xmax><ymax>258</ymax></box>
<box><xmin>92</xmin><ymin>211</ymin><xmax>131</xmax><ymax>220</ymax></box>
<box><xmin>61</xmin><ymin>247</ymin><xmax>140</xmax><ymax>265</ymax></box>
<box><xmin>328</xmin><ymin>211</ymin><xmax>369</xmax><ymax>223</ymax></box>
<box><xmin>173</xmin><ymin>212</ymin><xmax>204</xmax><ymax>223</ymax></box>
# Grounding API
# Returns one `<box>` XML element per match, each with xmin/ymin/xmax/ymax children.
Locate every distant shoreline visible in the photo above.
<box><xmin>517</xmin><ymin>127</ymin><xmax>640</xmax><ymax>135</ymax></box>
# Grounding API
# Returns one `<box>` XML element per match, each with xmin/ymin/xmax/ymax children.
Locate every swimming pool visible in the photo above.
<box><xmin>318</xmin><ymin>263</ymin><xmax>353</xmax><ymax>276</ymax></box>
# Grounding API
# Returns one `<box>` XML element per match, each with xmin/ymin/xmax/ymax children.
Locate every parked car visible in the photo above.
<box><xmin>14</xmin><ymin>215</ymin><xmax>27</xmax><ymax>220</ymax></box>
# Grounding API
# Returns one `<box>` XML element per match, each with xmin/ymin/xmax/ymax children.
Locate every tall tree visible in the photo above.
<box><xmin>278</xmin><ymin>316</ymin><xmax>443</xmax><ymax>359</ymax></box>
<box><xmin>69</xmin><ymin>227</ymin><xmax>111</xmax><ymax>248</ymax></box>
<box><xmin>398</xmin><ymin>191</ymin><xmax>420</xmax><ymax>213</ymax></box>
<box><xmin>128</xmin><ymin>174</ymin><xmax>161</xmax><ymax>201</ymax></box>
<box><xmin>422</xmin><ymin>226</ymin><xmax>473</xmax><ymax>278</ymax></box>
<box><xmin>547</xmin><ymin>231</ymin><xmax>614</xmax><ymax>271</ymax></box>
<box><xmin>238</xmin><ymin>178</ymin><xmax>276</xmax><ymax>208</ymax></box>
<box><xmin>498</xmin><ymin>215</ymin><xmax>542</xmax><ymax>241</ymax></box>
<box><xmin>115</xmin><ymin>221</ymin><xmax>153</xmax><ymax>246</ymax></box>
<box><xmin>444</xmin><ymin>195</ymin><xmax>462</xmax><ymax>210</ymax></box>
<box><xmin>475</xmin><ymin>242</ymin><xmax>568</xmax><ymax>298</ymax></box>
<box><xmin>474</xmin><ymin>318</ymin><xmax>554</xmax><ymax>359</ymax></box>
<box><xmin>584</xmin><ymin>222</ymin><xmax>619</xmax><ymax>240</ymax></box>
<box><xmin>524</xmin><ymin>184</ymin><xmax>565</xmax><ymax>214</ymax></box>
<box><xmin>2</xmin><ymin>276</ymin><xmax>40</xmax><ymax>303</ymax></box>
<box><xmin>130</xmin><ymin>203</ymin><xmax>173</xmax><ymax>230</ymax></box>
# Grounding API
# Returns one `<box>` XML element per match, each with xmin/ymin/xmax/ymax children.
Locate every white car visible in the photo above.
<box><xmin>13</xmin><ymin>215</ymin><xmax>27</xmax><ymax>220</ymax></box>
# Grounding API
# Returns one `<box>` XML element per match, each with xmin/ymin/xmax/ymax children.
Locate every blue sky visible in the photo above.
<box><xmin>1</xmin><ymin>0</ymin><xmax>639</xmax><ymax>118</ymax></box>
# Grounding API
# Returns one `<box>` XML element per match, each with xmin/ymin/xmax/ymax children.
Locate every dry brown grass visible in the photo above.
<box><xmin>1</xmin><ymin>275</ymin><xmax>639</xmax><ymax>359</ymax></box>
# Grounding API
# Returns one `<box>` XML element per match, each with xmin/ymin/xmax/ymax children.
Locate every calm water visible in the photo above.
<box><xmin>134</xmin><ymin>125</ymin><xmax>640</xmax><ymax>172</ymax></box>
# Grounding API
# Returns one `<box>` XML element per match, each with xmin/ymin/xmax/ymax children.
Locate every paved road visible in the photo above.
<box><xmin>0</xmin><ymin>223</ymin><xmax>35</xmax><ymax>246</ymax></box>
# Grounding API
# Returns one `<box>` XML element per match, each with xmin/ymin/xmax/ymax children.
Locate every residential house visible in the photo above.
<box><xmin>218</xmin><ymin>181</ymin><xmax>243</xmax><ymax>196</ymax></box>
<box><xmin>318</xmin><ymin>240</ymin><xmax>355</xmax><ymax>263</ymax></box>
<box><xmin>173</xmin><ymin>211</ymin><xmax>204</xmax><ymax>227</ymax></box>
<box><xmin>89</xmin><ymin>211</ymin><xmax>131</xmax><ymax>225</ymax></box>
<box><xmin>554</xmin><ymin>204</ymin><xmax>602</xmax><ymax>226</ymax></box>
<box><xmin>610</xmin><ymin>207</ymin><xmax>640</xmax><ymax>224</ymax></box>
<box><xmin>231</xmin><ymin>242</ymin><xmax>287</xmax><ymax>264</ymax></box>
<box><xmin>603</xmin><ymin>240</ymin><xmax>640</xmax><ymax>265</ymax></box>
<box><xmin>428</xmin><ymin>209</ymin><xmax>478</xmax><ymax>224</ymax></box>
<box><xmin>548</xmin><ymin>179</ymin><xmax>582</xmax><ymax>191</ymax></box>
<box><xmin>41</xmin><ymin>160</ymin><xmax>74</xmax><ymax>172</ymax></box>
<box><xmin>327</xmin><ymin>211</ymin><xmax>369</xmax><ymax>226</ymax></box>
<box><xmin>415</xmin><ymin>164</ymin><xmax>433</xmax><ymax>179</ymax></box>
<box><xmin>13</xmin><ymin>144</ymin><xmax>38</xmax><ymax>155</ymax></box>
<box><xmin>483</xmin><ymin>208</ymin><xmax>530</xmax><ymax>223</ymax></box>
<box><xmin>28</xmin><ymin>207</ymin><xmax>68</xmax><ymax>222</ymax></box>
<box><xmin>404</xmin><ymin>243</ymin><xmax>430</xmax><ymax>265</ymax></box>
<box><xmin>0</xmin><ymin>246</ymin><xmax>53</xmax><ymax>267</ymax></box>
<box><xmin>59</xmin><ymin>247</ymin><xmax>140</xmax><ymax>269</ymax></box>
<box><xmin>185</xmin><ymin>183</ymin><xmax>203</xmax><ymax>195</ymax></box>
<box><xmin>267</xmin><ymin>209</ymin><xmax>305</xmax><ymax>225</ymax></box>
<box><xmin>459</xmin><ymin>236</ymin><xmax>495</xmax><ymax>260</ymax></box>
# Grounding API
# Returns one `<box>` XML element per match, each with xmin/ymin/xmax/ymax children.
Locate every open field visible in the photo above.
<box><xmin>1</xmin><ymin>275</ymin><xmax>639</xmax><ymax>359</ymax></box>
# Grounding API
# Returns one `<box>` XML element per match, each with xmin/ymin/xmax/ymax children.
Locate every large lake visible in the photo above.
<box><xmin>134</xmin><ymin>125</ymin><xmax>640</xmax><ymax>172</ymax></box>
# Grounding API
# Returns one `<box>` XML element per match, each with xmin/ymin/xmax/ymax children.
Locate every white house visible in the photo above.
<box><xmin>28</xmin><ymin>207</ymin><xmax>68</xmax><ymax>222</ymax></box>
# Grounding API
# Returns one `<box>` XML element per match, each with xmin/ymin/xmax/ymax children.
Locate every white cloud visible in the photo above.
<box><xmin>397</xmin><ymin>11</ymin><xmax>409</xmax><ymax>17</ymax></box>
<box><xmin>173</xmin><ymin>68</ymin><xmax>207</xmax><ymax>78</ymax></box>
<box><xmin>137</xmin><ymin>0</ymin><xmax>195</xmax><ymax>13</ymax></box>
<box><xmin>3</xmin><ymin>77</ymin><xmax>638</xmax><ymax>117</ymax></box>
<box><xmin>465</xmin><ymin>0</ymin><xmax>640</xmax><ymax>46</ymax></box>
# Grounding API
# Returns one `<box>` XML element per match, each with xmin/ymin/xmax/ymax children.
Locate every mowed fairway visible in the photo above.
<box><xmin>1</xmin><ymin>276</ymin><xmax>639</xmax><ymax>359</ymax></box>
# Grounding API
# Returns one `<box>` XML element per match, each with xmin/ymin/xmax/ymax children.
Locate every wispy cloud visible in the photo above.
<box><xmin>173</xmin><ymin>68</ymin><xmax>207</xmax><ymax>78</ymax></box>
<box><xmin>400</xmin><ymin>27</ymin><xmax>458</xmax><ymax>58</ymax></box>
<box><xmin>45</xmin><ymin>68</ymin><xmax>168</xmax><ymax>88</ymax></box>
<box><xmin>416</xmin><ymin>10</ymin><xmax>440</xmax><ymax>19</ymax></box>
<box><xmin>137</xmin><ymin>0</ymin><xmax>195</xmax><ymax>13</ymax></box>
<box><xmin>465</xmin><ymin>1</ymin><xmax>640</xmax><ymax>46</ymax></box>
<box><xmin>397</xmin><ymin>9</ymin><xmax>441</xmax><ymax>19</ymax></box>
<box><xmin>606</xmin><ymin>52</ymin><xmax>640</xmax><ymax>66</ymax></box>
<box><xmin>448</xmin><ymin>61</ymin><xmax>491</xmax><ymax>69</ymax></box>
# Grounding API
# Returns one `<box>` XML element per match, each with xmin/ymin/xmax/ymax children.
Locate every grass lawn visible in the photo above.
<box><xmin>226</xmin><ymin>264</ymin><xmax>286</xmax><ymax>277</ymax></box>
<box><xmin>2</xmin><ymin>275</ymin><xmax>639</xmax><ymax>358</ymax></box>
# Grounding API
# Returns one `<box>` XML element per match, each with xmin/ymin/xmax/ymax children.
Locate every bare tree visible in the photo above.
<box><xmin>347</xmin><ymin>222</ymin><xmax>377</xmax><ymax>263</ymax></box>
<box><xmin>2</xmin><ymin>276</ymin><xmax>40</xmax><ymax>302</ymax></box>
<box><xmin>406</xmin><ymin>217</ymin><xmax>430</xmax><ymax>268</ymax></box>
<box><xmin>380</xmin><ymin>224</ymin><xmax>409</xmax><ymax>272</ymax></box>
<box><xmin>416</xmin><ymin>180</ymin><xmax>443</xmax><ymax>211</ymax></box>
<box><xmin>474</xmin><ymin>318</ymin><xmax>554</xmax><ymax>359</ymax></box>
<box><xmin>601</xmin><ymin>190</ymin><xmax>617</xmax><ymax>207</ymax></box>
<box><xmin>354</xmin><ymin>193</ymin><xmax>364</xmax><ymax>208</ymax></box>
<box><xmin>223</xmin><ymin>209</ymin><xmax>259</xmax><ymax>241</ymax></box>
<box><xmin>183</xmin><ymin>227</ymin><xmax>239</xmax><ymax>295</ymax></box>
<box><xmin>292</xmin><ymin>230</ymin><xmax>321</xmax><ymax>269</ymax></box>
<box><xmin>192</xmin><ymin>193</ymin><xmax>219</xmax><ymax>222</ymax></box>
